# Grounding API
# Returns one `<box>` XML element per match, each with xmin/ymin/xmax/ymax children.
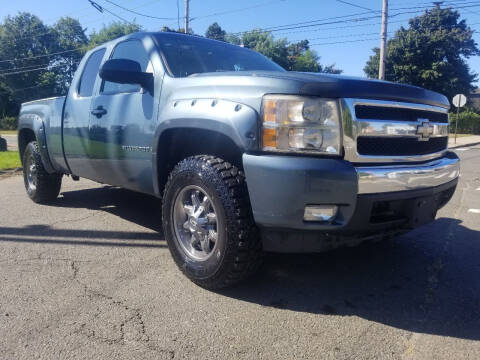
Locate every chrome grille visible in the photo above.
<box><xmin>341</xmin><ymin>99</ymin><xmax>450</xmax><ymax>164</ymax></box>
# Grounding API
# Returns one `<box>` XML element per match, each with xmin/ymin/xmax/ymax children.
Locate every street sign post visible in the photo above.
<box><xmin>452</xmin><ymin>94</ymin><xmax>467</xmax><ymax>144</ymax></box>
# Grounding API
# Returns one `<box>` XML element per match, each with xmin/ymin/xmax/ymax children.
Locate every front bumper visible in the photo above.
<box><xmin>357</xmin><ymin>152</ymin><xmax>459</xmax><ymax>194</ymax></box>
<box><xmin>243</xmin><ymin>152</ymin><xmax>459</xmax><ymax>251</ymax></box>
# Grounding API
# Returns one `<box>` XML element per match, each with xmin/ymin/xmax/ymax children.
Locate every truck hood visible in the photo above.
<box><xmin>188</xmin><ymin>71</ymin><xmax>450</xmax><ymax>109</ymax></box>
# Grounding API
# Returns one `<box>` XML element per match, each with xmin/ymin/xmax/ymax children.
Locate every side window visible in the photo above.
<box><xmin>78</xmin><ymin>48</ymin><xmax>106</xmax><ymax>97</ymax></box>
<box><xmin>102</xmin><ymin>40</ymin><xmax>152</xmax><ymax>94</ymax></box>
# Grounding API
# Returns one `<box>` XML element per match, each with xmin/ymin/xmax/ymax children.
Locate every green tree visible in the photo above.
<box><xmin>160</xmin><ymin>26</ymin><xmax>189</xmax><ymax>33</ymax></box>
<box><xmin>237</xmin><ymin>29</ymin><xmax>341</xmax><ymax>73</ymax></box>
<box><xmin>52</xmin><ymin>17</ymin><xmax>89</xmax><ymax>94</ymax></box>
<box><xmin>205</xmin><ymin>22</ymin><xmax>226</xmax><ymax>42</ymax></box>
<box><xmin>364</xmin><ymin>6</ymin><xmax>479</xmax><ymax>100</ymax></box>
<box><xmin>0</xmin><ymin>12</ymin><xmax>58</xmax><ymax>112</ymax></box>
<box><xmin>293</xmin><ymin>50</ymin><xmax>320</xmax><ymax>72</ymax></box>
<box><xmin>240</xmin><ymin>30</ymin><xmax>289</xmax><ymax>68</ymax></box>
<box><xmin>88</xmin><ymin>21</ymin><xmax>141</xmax><ymax>49</ymax></box>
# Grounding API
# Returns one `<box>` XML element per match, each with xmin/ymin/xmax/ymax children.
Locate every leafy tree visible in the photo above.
<box><xmin>161</xmin><ymin>26</ymin><xmax>177</xmax><ymax>32</ymax></box>
<box><xmin>364</xmin><ymin>6</ymin><xmax>480</xmax><ymax>100</ymax></box>
<box><xmin>0</xmin><ymin>83</ymin><xmax>16</xmax><ymax>118</ymax></box>
<box><xmin>240</xmin><ymin>30</ymin><xmax>289</xmax><ymax>68</ymax></box>
<box><xmin>88</xmin><ymin>21</ymin><xmax>141</xmax><ymax>49</ymax></box>
<box><xmin>160</xmin><ymin>26</ymin><xmax>191</xmax><ymax>34</ymax></box>
<box><xmin>237</xmin><ymin>29</ymin><xmax>341</xmax><ymax>73</ymax></box>
<box><xmin>205</xmin><ymin>22</ymin><xmax>226</xmax><ymax>42</ymax></box>
<box><xmin>225</xmin><ymin>33</ymin><xmax>241</xmax><ymax>45</ymax></box>
<box><xmin>293</xmin><ymin>50</ymin><xmax>320</xmax><ymax>72</ymax></box>
<box><xmin>0</xmin><ymin>12</ymin><xmax>58</xmax><ymax>112</ymax></box>
<box><xmin>52</xmin><ymin>17</ymin><xmax>89</xmax><ymax>94</ymax></box>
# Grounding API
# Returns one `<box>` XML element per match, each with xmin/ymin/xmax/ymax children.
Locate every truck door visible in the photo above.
<box><xmin>88</xmin><ymin>39</ymin><xmax>156</xmax><ymax>193</ymax></box>
<box><xmin>63</xmin><ymin>48</ymin><xmax>106</xmax><ymax>180</ymax></box>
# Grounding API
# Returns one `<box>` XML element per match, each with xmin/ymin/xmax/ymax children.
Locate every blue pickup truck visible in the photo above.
<box><xmin>18</xmin><ymin>32</ymin><xmax>460</xmax><ymax>289</ymax></box>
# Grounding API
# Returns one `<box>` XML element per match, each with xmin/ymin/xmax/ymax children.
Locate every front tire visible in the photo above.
<box><xmin>23</xmin><ymin>141</ymin><xmax>62</xmax><ymax>204</ymax></box>
<box><xmin>162</xmin><ymin>156</ymin><xmax>262</xmax><ymax>289</ymax></box>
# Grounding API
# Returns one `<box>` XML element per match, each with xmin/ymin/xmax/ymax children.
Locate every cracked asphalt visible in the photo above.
<box><xmin>1</xmin><ymin>146</ymin><xmax>480</xmax><ymax>359</ymax></box>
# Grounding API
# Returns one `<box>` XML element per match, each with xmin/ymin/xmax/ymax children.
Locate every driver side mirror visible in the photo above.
<box><xmin>99</xmin><ymin>59</ymin><xmax>153</xmax><ymax>91</ymax></box>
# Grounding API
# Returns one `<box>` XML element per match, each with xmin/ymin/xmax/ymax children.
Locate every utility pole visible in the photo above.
<box><xmin>378</xmin><ymin>0</ymin><xmax>388</xmax><ymax>80</ymax></box>
<box><xmin>184</xmin><ymin>0</ymin><xmax>189</xmax><ymax>34</ymax></box>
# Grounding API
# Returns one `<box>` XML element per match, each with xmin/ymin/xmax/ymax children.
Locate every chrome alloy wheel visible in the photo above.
<box><xmin>173</xmin><ymin>185</ymin><xmax>219</xmax><ymax>261</ymax></box>
<box><xmin>25</xmin><ymin>153</ymin><xmax>37</xmax><ymax>193</ymax></box>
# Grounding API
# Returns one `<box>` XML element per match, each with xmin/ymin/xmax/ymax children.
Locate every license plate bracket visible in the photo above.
<box><xmin>407</xmin><ymin>195</ymin><xmax>437</xmax><ymax>228</ymax></box>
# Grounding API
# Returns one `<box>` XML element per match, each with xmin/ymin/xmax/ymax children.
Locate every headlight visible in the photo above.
<box><xmin>261</xmin><ymin>95</ymin><xmax>342</xmax><ymax>155</ymax></box>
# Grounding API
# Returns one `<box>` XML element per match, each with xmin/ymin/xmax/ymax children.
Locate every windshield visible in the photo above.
<box><xmin>154</xmin><ymin>33</ymin><xmax>285</xmax><ymax>77</ymax></box>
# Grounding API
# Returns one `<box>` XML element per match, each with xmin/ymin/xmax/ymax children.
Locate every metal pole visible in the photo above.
<box><xmin>454</xmin><ymin>95</ymin><xmax>461</xmax><ymax>144</ymax></box>
<box><xmin>379</xmin><ymin>0</ymin><xmax>388</xmax><ymax>80</ymax></box>
<box><xmin>184</xmin><ymin>0</ymin><xmax>189</xmax><ymax>34</ymax></box>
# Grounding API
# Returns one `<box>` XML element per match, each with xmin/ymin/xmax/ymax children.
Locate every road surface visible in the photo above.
<box><xmin>0</xmin><ymin>146</ymin><xmax>479</xmax><ymax>359</ymax></box>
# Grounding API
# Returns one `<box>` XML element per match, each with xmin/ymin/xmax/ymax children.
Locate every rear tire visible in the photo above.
<box><xmin>23</xmin><ymin>141</ymin><xmax>62</xmax><ymax>204</ymax></box>
<box><xmin>162</xmin><ymin>155</ymin><xmax>262</xmax><ymax>289</ymax></box>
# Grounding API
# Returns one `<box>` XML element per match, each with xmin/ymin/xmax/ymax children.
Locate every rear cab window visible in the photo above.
<box><xmin>78</xmin><ymin>48</ymin><xmax>106</xmax><ymax>97</ymax></box>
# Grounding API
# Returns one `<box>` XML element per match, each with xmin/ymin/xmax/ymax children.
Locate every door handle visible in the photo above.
<box><xmin>91</xmin><ymin>106</ymin><xmax>107</xmax><ymax>118</ymax></box>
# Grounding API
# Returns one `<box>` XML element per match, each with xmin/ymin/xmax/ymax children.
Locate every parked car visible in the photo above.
<box><xmin>18</xmin><ymin>32</ymin><xmax>459</xmax><ymax>288</ymax></box>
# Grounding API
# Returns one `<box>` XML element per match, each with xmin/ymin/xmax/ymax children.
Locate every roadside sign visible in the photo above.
<box><xmin>452</xmin><ymin>94</ymin><xmax>467</xmax><ymax>108</ymax></box>
<box><xmin>452</xmin><ymin>94</ymin><xmax>468</xmax><ymax>144</ymax></box>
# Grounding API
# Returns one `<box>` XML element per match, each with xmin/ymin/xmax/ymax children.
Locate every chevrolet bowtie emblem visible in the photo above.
<box><xmin>416</xmin><ymin>119</ymin><xmax>434</xmax><ymax>141</ymax></box>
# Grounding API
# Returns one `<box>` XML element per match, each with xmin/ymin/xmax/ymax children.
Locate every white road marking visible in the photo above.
<box><xmin>477</xmin><ymin>187</ymin><xmax>480</xmax><ymax>191</ymax></box>
<box><xmin>454</xmin><ymin>147</ymin><xmax>469</xmax><ymax>151</ymax></box>
<box><xmin>468</xmin><ymin>209</ymin><xmax>480</xmax><ymax>214</ymax></box>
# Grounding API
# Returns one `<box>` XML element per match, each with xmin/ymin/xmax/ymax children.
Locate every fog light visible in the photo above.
<box><xmin>304</xmin><ymin>205</ymin><xmax>338</xmax><ymax>222</ymax></box>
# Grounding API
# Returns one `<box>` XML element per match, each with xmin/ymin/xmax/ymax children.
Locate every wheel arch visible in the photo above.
<box><xmin>17</xmin><ymin>116</ymin><xmax>56</xmax><ymax>173</ymax></box>
<box><xmin>152</xmin><ymin>98</ymin><xmax>260</xmax><ymax>197</ymax></box>
<box><xmin>154</xmin><ymin>127</ymin><xmax>245</xmax><ymax>197</ymax></box>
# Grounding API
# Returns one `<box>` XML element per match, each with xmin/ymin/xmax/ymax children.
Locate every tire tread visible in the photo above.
<box><xmin>162</xmin><ymin>155</ymin><xmax>262</xmax><ymax>289</ymax></box>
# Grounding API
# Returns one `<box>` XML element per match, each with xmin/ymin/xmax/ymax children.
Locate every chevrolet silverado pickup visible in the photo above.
<box><xmin>18</xmin><ymin>32</ymin><xmax>460</xmax><ymax>289</ymax></box>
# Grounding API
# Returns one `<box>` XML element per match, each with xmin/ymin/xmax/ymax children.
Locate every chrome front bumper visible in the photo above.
<box><xmin>357</xmin><ymin>152</ymin><xmax>460</xmax><ymax>194</ymax></box>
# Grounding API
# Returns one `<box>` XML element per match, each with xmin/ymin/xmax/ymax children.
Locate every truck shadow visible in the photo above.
<box><xmin>53</xmin><ymin>185</ymin><xmax>164</xmax><ymax>234</ymax></box>
<box><xmin>0</xmin><ymin>186</ymin><xmax>165</xmax><ymax>248</ymax></box>
<box><xmin>7</xmin><ymin>185</ymin><xmax>480</xmax><ymax>340</ymax></box>
<box><xmin>219</xmin><ymin>217</ymin><xmax>480</xmax><ymax>341</ymax></box>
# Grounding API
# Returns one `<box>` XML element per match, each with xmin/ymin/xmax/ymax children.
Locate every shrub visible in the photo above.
<box><xmin>0</xmin><ymin>116</ymin><xmax>18</xmax><ymax>130</ymax></box>
<box><xmin>449</xmin><ymin>111</ymin><xmax>480</xmax><ymax>135</ymax></box>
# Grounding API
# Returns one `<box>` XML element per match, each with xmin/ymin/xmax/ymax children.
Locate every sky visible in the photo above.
<box><xmin>1</xmin><ymin>0</ymin><xmax>479</xmax><ymax>87</ymax></box>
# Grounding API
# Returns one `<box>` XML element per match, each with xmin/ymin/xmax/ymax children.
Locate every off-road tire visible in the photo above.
<box><xmin>23</xmin><ymin>141</ymin><xmax>62</xmax><ymax>203</ymax></box>
<box><xmin>162</xmin><ymin>155</ymin><xmax>262</xmax><ymax>289</ymax></box>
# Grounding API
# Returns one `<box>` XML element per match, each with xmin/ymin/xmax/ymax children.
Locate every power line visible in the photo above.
<box><xmin>231</xmin><ymin>14</ymin><xmax>382</xmax><ymax>35</ymax></box>
<box><xmin>0</xmin><ymin>47</ymin><xmax>88</xmax><ymax>64</ymax></box>
<box><xmin>335</xmin><ymin>0</ymin><xmax>379</xmax><ymax>12</ymax></box>
<box><xmin>100</xmin><ymin>0</ymin><xmax>176</xmax><ymax>20</ymax></box>
<box><xmin>310</xmin><ymin>37</ymin><xmax>379</xmax><ymax>46</ymax></box>
<box><xmin>274</xmin><ymin>17</ymin><xmax>414</xmax><ymax>36</ymax></box>
<box><xmin>0</xmin><ymin>58</ymin><xmax>82</xmax><ymax>75</ymax></box>
<box><xmin>191</xmin><ymin>0</ymin><xmax>288</xmax><ymax>21</ymax></box>
<box><xmin>0</xmin><ymin>62</ymin><xmax>80</xmax><ymax>77</ymax></box>
<box><xmin>230</xmin><ymin>1</ymin><xmax>480</xmax><ymax>36</ymax></box>
<box><xmin>88</xmin><ymin>0</ymin><xmax>134</xmax><ymax>24</ymax></box>
<box><xmin>0</xmin><ymin>0</ymin><xmax>161</xmax><ymax>45</ymax></box>
<box><xmin>0</xmin><ymin>83</ymin><xmax>56</xmax><ymax>94</ymax></box>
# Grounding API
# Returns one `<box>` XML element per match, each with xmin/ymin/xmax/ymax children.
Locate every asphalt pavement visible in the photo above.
<box><xmin>0</xmin><ymin>146</ymin><xmax>479</xmax><ymax>359</ymax></box>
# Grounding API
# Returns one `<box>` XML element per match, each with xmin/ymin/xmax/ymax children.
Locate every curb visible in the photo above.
<box><xmin>0</xmin><ymin>167</ymin><xmax>22</xmax><ymax>178</ymax></box>
<box><xmin>449</xmin><ymin>141</ymin><xmax>480</xmax><ymax>149</ymax></box>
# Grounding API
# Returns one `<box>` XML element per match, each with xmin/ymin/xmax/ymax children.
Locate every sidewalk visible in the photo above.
<box><xmin>448</xmin><ymin>135</ymin><xmax>480</xmax><ymax>148</ymax></box>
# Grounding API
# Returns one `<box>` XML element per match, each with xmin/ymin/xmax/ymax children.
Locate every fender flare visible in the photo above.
<box><xmin>18</xmin><ymin>114</ymin><xmax>56</xmax><ymax>174</ymax></box>
<box><xmin>151</xmin><ymin>98</ymin><xmax>259</xmax><ymax>196</ymax></box>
